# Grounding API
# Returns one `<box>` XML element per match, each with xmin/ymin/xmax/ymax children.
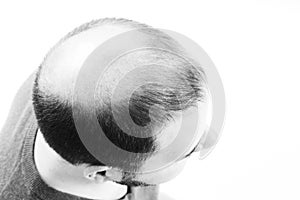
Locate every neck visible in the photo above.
<box><xmin>127</xmin><ymin>186</ymin><xmax>160</xmax><ymax>200</ymax></box>
<box><xmin>34</xmin><ymin>129</ymin><xmax>128</xmax><ymax>200</ymax></box>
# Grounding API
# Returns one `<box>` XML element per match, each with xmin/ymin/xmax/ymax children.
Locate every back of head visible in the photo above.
<box><xmin>33</xmin><ymin>18</ymin><xmax>206</xmax><ymax>168</ymax></box>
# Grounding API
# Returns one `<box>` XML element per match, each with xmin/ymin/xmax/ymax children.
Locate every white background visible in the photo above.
<box><xmin>0</xmin><ymin>1</ymin><xmax>300</xmax><ymax>199</ymax></box>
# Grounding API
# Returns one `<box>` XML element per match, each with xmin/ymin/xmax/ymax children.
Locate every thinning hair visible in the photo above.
<box><xmin>33</xmin><ymin>18</ymin><xmax>205</xmax><ymax>166</ymax></box>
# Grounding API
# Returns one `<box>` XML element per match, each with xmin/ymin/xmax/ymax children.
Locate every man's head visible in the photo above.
<box><xmin>32</xmin><ymin>18</ymin><xmax>213</xmax><ymax>189</ymax></box>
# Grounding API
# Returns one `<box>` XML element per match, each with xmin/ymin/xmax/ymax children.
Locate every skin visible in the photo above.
<box><xmin>34</xmin><ymin>19</ymin><xmax>216</xmax><ymax>199</ymax></box>
<box><xmin>34</xmin><ymin>129</ymin><xmax>128</xmax><ymax>200</ymax></box>
<box><xmin>34</xmin><ymin>98</ymin><xmax>212</xmax><ymax>200</ymax></box>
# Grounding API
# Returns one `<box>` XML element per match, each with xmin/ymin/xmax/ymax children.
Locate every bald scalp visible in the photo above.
<box><xmin>37</xmin><ymin>18</ymin><xmax>183</xmax><ymax>101</ymax></box>
<box><xmin>33</xmin><ymin>18</ymin><xmax>205</xmax><ymax>166</ymax></box>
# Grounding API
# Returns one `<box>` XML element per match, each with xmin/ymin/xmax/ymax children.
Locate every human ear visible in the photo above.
<box><xmin>83</xmin><ymin>165</ymin><xmax>111</xmax><ymax>181</ymax></box>
<box><xmin>194</xmin><ymin>127</ymin><xmax>220</xmax><ymax>159</ymax></box>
